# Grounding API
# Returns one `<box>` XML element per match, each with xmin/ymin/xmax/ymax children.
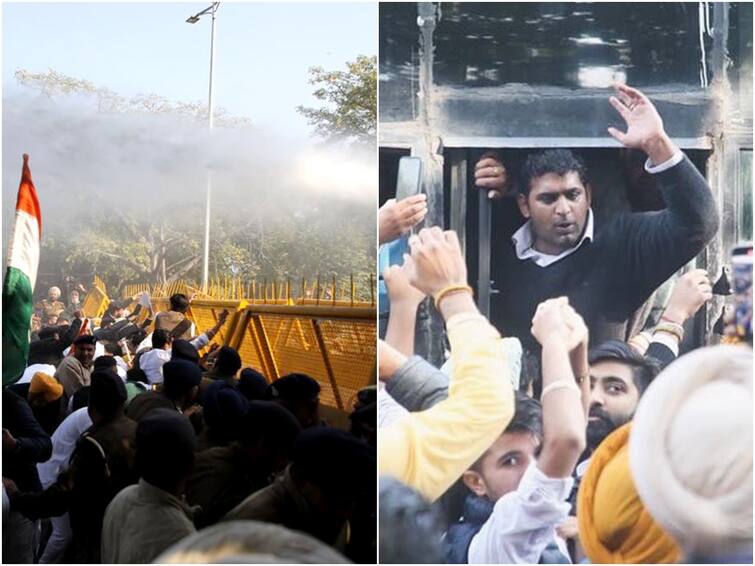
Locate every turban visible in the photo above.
<box><xmin>29</xmin><ymin>372</ymin><xmax>64</xmax><ymax>403</ymax></box>
<box><xmin>136</xmin><ymin>408</ymin><xmax>197</xmax><ymax>462</ymax></box>
<box><xmin>163</xmin><ymin>359</ymin><xmax>202</xmax><ymax>393</ymax></box>
<box><xmin>171</xmin><ymin>339</ymin><xmax>199</xmax><ymax>364</ymax></box>
<box><xmin>214</xmin><ymin>346</ymin><xmax>242</xmax><ymax>377</ymax></box>
<box><xmin>155</xmin><ymin>520</ymin><xmax>349</xmax><ymax>563</ymax></box>
<box><xmin>89</xmin><ymin>370</ymin><xmax>127</xmax><ymax>417</ymax></box>
<box><xmin>629</xmin><ymin>344</ymin><xmax>753</xmax><ymax>557</ymax></box>
<box><xmin>578</xmin><ymin>423</ymin><xmax>681</xmax><ymax>563</ymax></box>
<box><xmin>202</xmin><ymin>380</ymin><xmax>249</xmax><ymax>436</ymax></box>
<box><xmin>267</xmin><ymin>373</ymin><xmax>320</xmax><ymax>401</ymax></box>
<box><xmin>239</xmin><ymin>368</ymin><xmax>268</xmax><ymax>401</ymax></box>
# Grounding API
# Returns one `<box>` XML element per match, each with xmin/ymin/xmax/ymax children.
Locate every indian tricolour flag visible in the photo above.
<box><xmin>3</xmin><ymin>154</ymin><xmax>41</xmax><ymax>385</ymax></box>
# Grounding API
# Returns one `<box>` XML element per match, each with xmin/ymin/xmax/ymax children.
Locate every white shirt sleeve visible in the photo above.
<box><xmin>644</xmin><ymin>150</ymin><xmax>684</xmax><ymax>174</ymax></box>
<box><xmin>190</xmin><ymin>333</ymin><xmax>210</xmax><ymax>350</ymax></box>
<box><xmin>467</xmin><ymin>461</ymin><xmax>573</xmax><ymax>564</ymax></box>
<box><xmin>37</xmin><ymin>408</ymin><xmax>93</xmax><ymax>489</ymax></box>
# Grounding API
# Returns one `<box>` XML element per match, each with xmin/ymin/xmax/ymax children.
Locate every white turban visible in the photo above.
<box><xmin>629</xmin><ymin>344</ymin><xmax>753</xmax><ymax>557</ymax></box>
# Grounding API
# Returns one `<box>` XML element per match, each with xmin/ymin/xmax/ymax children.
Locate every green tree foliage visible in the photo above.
<box><xmin>14</xmin><ymin>68</ymin><xmax>252</xmax><ymax>128</ymax></box>
<box><xmin>296</xmin><ymin>55</ymin><xmax>377</xmax><ymax>148</ymax></box>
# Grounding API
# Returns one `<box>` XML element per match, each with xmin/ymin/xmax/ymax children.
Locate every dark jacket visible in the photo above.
<box><xmin>445</xmin><ymin>494</ymin><xmax>569</xmax><ymax>564</ymax></box>
<box><xmin>186</xmin><ymin>443</ymin><xmax>271</xmax><ymax>528</ymax></box>
<box><xmin>491</xmin><ymin>156</ymin><xmax>718</xmax><ymax>353</ymax></box>
<box><xmin>223</xmin><ymin>466</ymin><xmax>348</xmax><ymax>550</ymax></box>
<box><xmin>10</xmin><ymin>413</ymin><xmax>138</xmax><ymax>563</ymax></box>
<box><xmin>125</xmin><ymin>390</ymin><xmax>177</xmax><ymax>422</ymax></box>
<box><xmin>2</xmin><ymin>388</ymin><xmax>53</xmax><ymax>492</ymax></box>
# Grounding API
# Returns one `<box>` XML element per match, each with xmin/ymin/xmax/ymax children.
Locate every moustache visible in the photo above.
<box><xmin>588</xmin><ymin>406</ymin><xmax>615</xmax><ymax>425</ymax></box>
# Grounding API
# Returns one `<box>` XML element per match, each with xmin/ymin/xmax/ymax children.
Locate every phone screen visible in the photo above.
<box><xmin>395</xmin><ymin>156</ymin><xmax>422</xmax><ymax>201</ymax></box>
<box><xmin>731</xmin><ymin>243</ymin><xmax>753</xmax><ymax>343</ymax></box>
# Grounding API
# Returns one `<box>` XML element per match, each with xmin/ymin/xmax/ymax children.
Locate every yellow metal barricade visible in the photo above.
<box><xmin>108</xmin><ymin>275</ymin><xmax>376</xmax><ymax>409</ymax></box>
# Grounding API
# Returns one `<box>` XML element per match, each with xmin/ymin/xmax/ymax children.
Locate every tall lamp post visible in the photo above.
<box><xmin>186</xmin><ymin>2</ymin><xmax>220</xmax><ymax>291</ymax></box>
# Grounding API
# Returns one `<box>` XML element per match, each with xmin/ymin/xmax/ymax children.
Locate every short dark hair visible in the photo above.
<box><xmin>471</xmin><ymin>391</ymin><xmax>542</xmax><ymax>472</ymax></box>
<box><xmin>505</xmin><ymin>391</ymin><xmax>543</xmax><ymax>440</ymax></box>
<box><xmin>588</xmin><ymin>339</ymin><xmax>661</xmax><ymax>395</ymax></box>
<box><xmin>169</xmin><ymin>293</ymin><xmax>190</xmax><ymax>313</ymax></box>
<box><xmin>379</xmin><ymin>477</ymin><xmax>445</xmax><ymax>564</ymax></box>
<box><xmin>214</xmin><ymin>346</ymin><xmax>241</xmax><ymax>377</ymax></box>
<box><xmin>152</xmin><ymin>329</ymin><xmax>172</xmax><ymax>349</ymax></box>
<box><xmin>520</xmin><ymin>149</ymin><xmax>588</xmax><ymax>196</ymax></box>
<box><xmin>92</xmin><ymin>355</ymin><xmax>118</xmax><ymax>373</ymax></box>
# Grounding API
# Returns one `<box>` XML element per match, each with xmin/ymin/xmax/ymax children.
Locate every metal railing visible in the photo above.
<box><xmin>87</xmin><ymin>276</ymin><xmax>377</xmax><ymax>410</ymax></box>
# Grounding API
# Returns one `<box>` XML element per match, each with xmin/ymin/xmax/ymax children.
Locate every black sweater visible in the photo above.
<box><xmin>490</xmin><ymin>156</ymin><xmax>719</xmax><ymax>352</ymax></box>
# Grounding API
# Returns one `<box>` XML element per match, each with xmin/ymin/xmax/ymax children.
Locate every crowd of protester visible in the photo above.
<box><xmin>3</xmin><ymin>288</ymin><xmax>376</xmax><ymax>563</ymax></box>
<box><xmin>377</xmin><ymin>86</ymin><xmax>751</xmax><ymax>564</ymax></box>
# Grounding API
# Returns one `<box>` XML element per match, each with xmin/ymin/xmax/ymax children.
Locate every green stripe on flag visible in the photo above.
<box><xmin>3</xmin><ymin>265</ymin><xmax>33</xmax><ymax>385</ymax></box>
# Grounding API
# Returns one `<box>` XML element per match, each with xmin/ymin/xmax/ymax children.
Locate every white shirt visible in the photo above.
<box><xmin>18</xmin><ymin>363</ymin><xmax>57</xmax><ymax>384</ymax></box>
<box><xmin>37</xmin><ymin>408</ymin><xmax>93</xmax><ymax>489</ymax></box>
<box><xmin>138</xmin><ymin>348</ymin><xmax>172</xmax><ymax>384</ymax></box>
<box><xmin>467</xmin><ymin>462</ymin><xmax>573</xmax><ymax>564</ymax></box>
<box><xmin>512</xmin><ymin>150</ymin><xmax>684</xmax><ymax>268</ymax></box>
<box><xmin>512</xmin><ymin>209</ymin><xmax>595</xmax><ymax>268</ymax></box>
<box><xmin>113</xmin><ymin>356</ymin><xmax>129</xmax><ymax>381</ymax></box>
<box><xmin>137</xmin><ymin>330</ymin><xmax>206</xmax><ymax>354</ymax></box>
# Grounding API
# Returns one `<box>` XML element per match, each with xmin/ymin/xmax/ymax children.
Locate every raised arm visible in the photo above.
<box><xmin>380</xmin><ymin>228</ymin><xmax>514</xmax><ymax>502</ymax></box>
<box><xmin>383</xmin><ymin>264</ymin><xmax>426</xmax><ymax>357</ymax></box>
<box><xmin>606</xmin><ymin>84</ymin><xmax>718</xmax><ymax>306</ymax></box>
<box><xmin>531</xmin><ymin>298</ymin><xmax>587</xmax><ymax>478</ymax></box>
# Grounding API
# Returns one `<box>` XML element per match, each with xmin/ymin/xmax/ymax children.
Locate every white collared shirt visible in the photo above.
<box><xmin>512</xmin><ymin>209</ymin><xmax>595</xmax><ymax>267</ymax></box>
<box><xmin>512</xmin><ymin>150</ymin><xmax>684</xmax><ymax>268</ymax></box>
<box><xmin>467</xmin><ymin>462</ymin><xmax>573</xmax><ymax>564</ymax></box>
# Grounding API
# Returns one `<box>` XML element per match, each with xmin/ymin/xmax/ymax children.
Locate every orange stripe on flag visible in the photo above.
<box><xmin>17</xmin><ymin>154</ymin><xmax>42</xmax><ymax>237</ymax></box>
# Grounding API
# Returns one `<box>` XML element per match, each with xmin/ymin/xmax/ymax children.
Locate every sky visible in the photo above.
<box><xmin>2</xmin><ymin>2</ymin><xmax>377</xmax><ymax>140</ymax></box>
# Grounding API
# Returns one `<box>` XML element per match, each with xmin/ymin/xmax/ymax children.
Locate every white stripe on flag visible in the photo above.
<box><xmin>7</xmin><ymin>209</ymin><xmax>40</xmax><ymax>289</ymax></box>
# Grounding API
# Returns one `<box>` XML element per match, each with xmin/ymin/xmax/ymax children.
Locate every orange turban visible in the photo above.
<box><xmin>29</xmin><ymin>372</ymin><xmax>64</xmax><ymax>403</ymax></box>
<box><xmin>577</xmin><ymin>423</ymin><xmax>681</xmax><ymax>564</ymax></box>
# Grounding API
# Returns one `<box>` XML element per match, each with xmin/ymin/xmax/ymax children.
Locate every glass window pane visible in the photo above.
<box><xmin>740</xmin><ymin>150</ymin><xmax>752</xmax><ymax>242</ymax></box>
<box><xmin>434</xmin><ymin>2</ymin><xmax>708</xmax><ymax>89</ymax></box>
<box><xmin>379</xmin><ymin>3</ymin><xmax>420</xmax><ymax>123</ymax></box>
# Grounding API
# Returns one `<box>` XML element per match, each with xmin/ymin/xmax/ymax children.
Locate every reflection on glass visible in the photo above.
<box><xmin>379</xmin><ymin>2</ymin><xmax>420</xmax><ymax>122</ymax></box>
<box><xmin>434</xmin><ymin>2</ymin><xmax>708</xmax><ymax>88</ymax></box>
<box><xmin>740</xmin><ymin>150</ymin><xmax>752</xmax><ymax>243</ymax></box>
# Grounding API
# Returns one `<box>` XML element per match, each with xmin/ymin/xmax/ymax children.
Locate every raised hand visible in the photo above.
<box><xmin>379</xmin><ymin>194</ymin><xmax>428</xmax><ymax>244</ymax></box>
<box><xmin>531</xmin><ymin>297</ymin><xmax>572</xmax><ymax>347</ymax></box>
<box><xmin>662</xmin><ymin>269</ymin><xmax>713</xmax><ymax>325</ymax></box>
<box><xmin>383</xmin><ymin>263</ymin><xmax>426</xmax><ymax>307</ymax></box>
<box><xmin>608</xmin><ymin>84</ymin><xmax>676</xmax><ymax>165</ymax></box>
<box><xmin>402</xmin><ymin>227</ymin><xmax>467</xmax><ymax>298</ymax></box>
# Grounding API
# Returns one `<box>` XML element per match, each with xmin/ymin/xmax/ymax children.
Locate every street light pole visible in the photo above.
<box><xmin>187</xmin><ymin>2</ymin><xmax>220</xmax><ymax>291</ymax></box>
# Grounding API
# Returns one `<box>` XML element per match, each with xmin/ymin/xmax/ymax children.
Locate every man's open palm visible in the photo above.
<box><xmin>608</xmin><ymin>84</ymin><xmax>665</xmax><ymax>149</ymax></box>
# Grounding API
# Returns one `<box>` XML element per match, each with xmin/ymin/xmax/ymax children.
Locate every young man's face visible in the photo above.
<box><xmin>75</xmin><ymin>344</ymin><xmax>96</xmax><ymax>368</ymax></box>
<box><xmin>518</xmin><ymin>171</ymin><xmax>591</xmax><ymax>255</ymax></box>
<box><xmin>588</xmin><ymin>360</ymin><xmax>640</xmax><ymax>437</ymax></box>
<box><xmin>463</xmin><ymin>431</ymin><xmax>539</xmax><ymax>502</ymax></box>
